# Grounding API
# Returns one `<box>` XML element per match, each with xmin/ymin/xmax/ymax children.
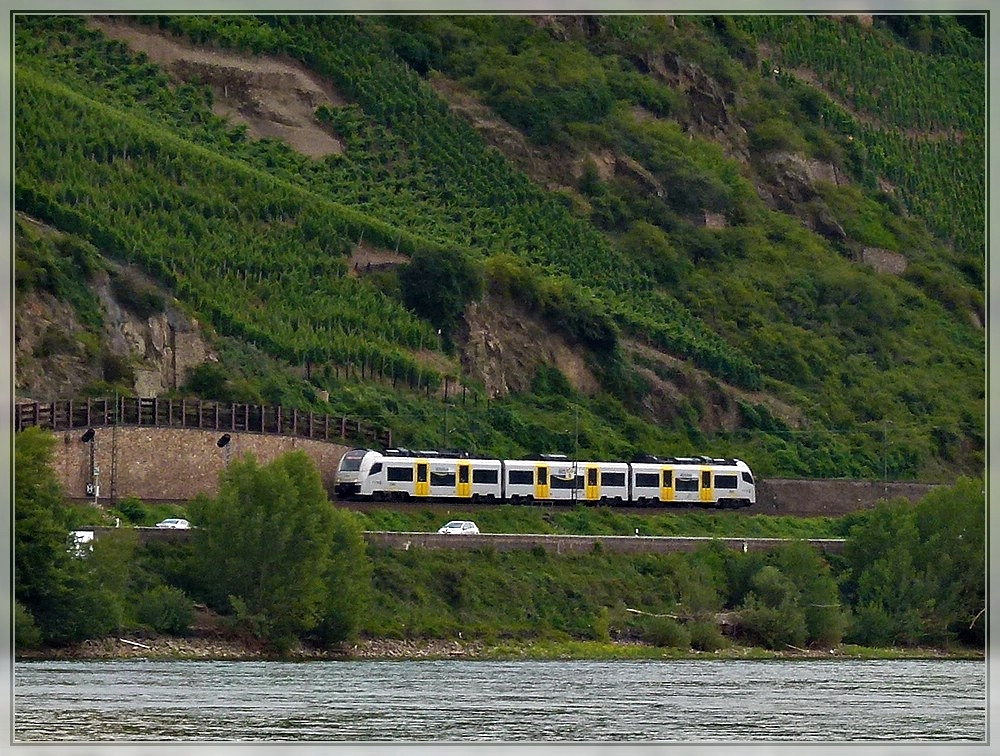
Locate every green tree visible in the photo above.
<box><xmin>737</xmin><ymin>564</ymin><xmax>808</xmax><ymax>650</ymax></box>
<box><xmin>14</xmin><ymin>427</ymin><xmax>77</xmax><ymax>643</ymax></box>
<box><xmin>834</xmin><ymin>491</ymin><xmax>983</xmax><ymax>648</ymax></box>
<box><xmin>191</xmin><ymin>451</ymin><xmax>338</xmax><ymax>649</ymax></box>
<box><xmin>770</xmin><ymin>541</ymin><xmax>847</xmax><ymax>646</ymax></box>
<box><xmin>911</xmin><ymin>477</ymin><xmax>985</xmax><ymax>647</ymax></box>
<box><xmin>399</xmin><ymin>246</ymin><xmax>484</xmax><ymax>346</ymax></box>
<box><xmin>314</xmin><ymin>508</ymin><xmax>372</xmax><ymax>644</ymax></box>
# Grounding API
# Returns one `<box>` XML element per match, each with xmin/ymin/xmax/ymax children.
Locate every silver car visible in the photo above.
<box><xmin>437</xmin><ymin>520</ymin><xmax>480</xmax><ymax>535</ymax></box>
<box><xmin>155</xmin><ymin>518</ymin><xmax>191</xmax><ymax>529</ymax></box>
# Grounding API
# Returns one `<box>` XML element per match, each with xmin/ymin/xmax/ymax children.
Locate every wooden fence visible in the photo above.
<box><xmin>14</xmin><ymin>397</ymin><xmax>392</xmax><ymax>447</ymax></box>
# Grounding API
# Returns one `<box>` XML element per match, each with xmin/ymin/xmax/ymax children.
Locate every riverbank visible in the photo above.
<box><xmin>15</xmin><ymin>635</ymin><xmax>984</xmax><ymax>663</ymax></box>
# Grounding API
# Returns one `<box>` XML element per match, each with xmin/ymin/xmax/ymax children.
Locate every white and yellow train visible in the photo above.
<box><xmin>335</xmin><ymin>448</ymin><xmax>756</xmax><ymax>508</ymax></box>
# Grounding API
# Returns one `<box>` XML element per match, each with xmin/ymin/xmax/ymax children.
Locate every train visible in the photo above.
<box><xmin>335</xmin><ymin>448</ymin><xmax>756</xmax><ymax>508</ymax></box>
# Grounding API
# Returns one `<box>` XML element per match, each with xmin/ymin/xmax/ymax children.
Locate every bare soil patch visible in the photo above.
<box><xmin>87</xmin><ymin>16</ymin><xmax>345</xmax><ymax>158</ymax></box>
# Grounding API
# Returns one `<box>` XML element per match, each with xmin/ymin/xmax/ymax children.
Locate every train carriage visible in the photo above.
<box><xmin>503</xmin><ymin>455</ymin><xmax>629</xmax><ymax>505</ymax></box>
<box><xmin>629</xmin><ymin>456</ymin><xmax>755</xmax><ymax>508</ymax></box>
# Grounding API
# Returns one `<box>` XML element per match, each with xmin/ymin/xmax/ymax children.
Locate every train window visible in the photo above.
<box><xmin>702</xmin><ymin>471</ymin><xmax>712</xmax><ymax>488</ymax></box>
<box><xmin>551</xmin><ymin>475</ymin><xmax>576</xmax><ymax>489</ymax></box>
<box><xmin>369</xmin><ymin>462</ymin><xmax>382</xmax><ymax>475</ymax></box>
<box><xmin>587</xmin><ymin>468</ymin><xmax>598</xmax><ymax>486</ymax></box>
<box><xmin>387</xmin><ymin>466</ymin><xmax>413</xmax><ymax>482</ymax></box>
<box><xmin>509</xmin><ymin>470</ymin><xmax>533</xmax><ymax>485</ymax></box>
<box><xmin>635</xmin><ymin>473</ymin><xmax>658</xmax><ymax>487</ymax></box>
<box><xmin>662</xmin><ymin>470</ymin><xmax>673</xmax><ymax>488</ymax></box>
<box><xmin>340</xmin><ymin>451</ymin><xmax>366</xmax><ymax>471</ymax></box>
<box><xmin>537</xmin><ymin>467</ymin><xmax>548</xmax><ymax>486</ymax></box>
<box><xmin>416</xmin><ymin>463</ymin><xmax>428</xmax><ymax>483</ymax></box>
<box><xmin>602</xmin><ymin>472</ymin><xmax>625</xmax><ymax>487</ymax></box>
<box><xmin>473</xmin><ymin>469</ymin><xmax>499</xmax><ymax>484</ymax></box>
<box><xmin>715</xmin><ymin>474</ymin><xmax>738</xmax><ymax>489</ymax></box>
<box><xmin>676</xmin><ymin>478</ymin><xmax>698</xmax><ymax>492</ymax></box>
<box><xmin>458</xmin><ymin>466</ymin><xmax>470</xmax><ymax>484</ymax></box>
<box><xmin>431</xmin><ymin>471</ymin><xmax>456</xmax><ymax>486</ymax></box>
<box><xmin>742</xmin><ymin>471</ymin><xmax>755</xmax><ymax>485</ymax></box>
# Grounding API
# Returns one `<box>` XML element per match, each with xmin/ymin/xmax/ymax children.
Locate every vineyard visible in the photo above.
<box><xmin>13</xmin><ymin>13</ymin><xmax>985</xmax><ymax>481</ymax></box>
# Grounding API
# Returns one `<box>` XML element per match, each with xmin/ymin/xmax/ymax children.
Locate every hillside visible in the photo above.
<box><xmin>13</xmin><ymin>13</ymin><xmax>985</xmax><ymax>481</ymax></box>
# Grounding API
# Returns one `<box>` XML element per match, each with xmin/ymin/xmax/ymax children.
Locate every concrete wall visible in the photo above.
<box><xmin>53</xmin><ymin>427</ymin><xmax>350</xmax><ymax>502</ymax></box>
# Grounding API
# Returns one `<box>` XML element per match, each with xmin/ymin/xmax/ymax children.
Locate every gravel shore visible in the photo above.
<box><xmin>15</xmin><ymin>635</ymin><xmax>982</xmax><ymax>662</ymax></box>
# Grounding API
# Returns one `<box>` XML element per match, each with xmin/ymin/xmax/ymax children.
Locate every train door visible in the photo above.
<box><xmin>535</xmin><ymin>465</ymin><xmax>550</xmax><ymax>500</ymax></box>
<box><xmin>661</xmin><ymin>467</ymin><xmax>674</xmax><ymax>502</ymax></box>
<box><xmin>415</xmin><ymin>460</ymin><xmax>430</xmax><ymax>497</ymax></box>
<box><xmin>700</xmin><ymin>467</ymin><xmax>713</xmax><ymax>504</ymax></box>
<box><xmin>456</xmin><ymin>461</ymin><xmax>472</xmax><ymax>498</ymax></box>
<box><xmin>584</xmin><ymin>465</ymin><xmax>600</xmax><ymax>501</ymax></box>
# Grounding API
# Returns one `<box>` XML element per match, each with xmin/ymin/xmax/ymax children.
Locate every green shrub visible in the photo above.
<box><xmin>115</xmin><ymin>495</ymin><xmax>147</xmax><ymax>525</ymax></box>
<box><xmin>15</xmin><ymin>602</ymin><xmax>43</xmax><ymax>650</ymax></box>
<box><xmin>738</xmin><ymin>603</ymin><xmax>807</xmax><ymax>650</ymax></box>
<box><xmin>135</xmin><ymin>585</ymin><xmax>195</xmax><ymax>636</ymax></box>
<box><xmin>35</xmin><ymin>325</ymin><xmax>77</xmax><ymax>358</ymax></box>
<box><xmin>644</xmin><ymin>617</ymin><xmax>691</xmax><ymax>648</ymax></box>
<box><xmin>688</xmin><ymin>619</ymin><xmax>729</xmax><ymax>652</ymax></box>
<box><xmin>110</xmin><ymin>268</ymin><xmax>166</xmax><ymax>319</ymax></box>
<box><xmin>750</xmin><ymin>117</ymin><xmax>809</xmax><ymax>153</ymax></box>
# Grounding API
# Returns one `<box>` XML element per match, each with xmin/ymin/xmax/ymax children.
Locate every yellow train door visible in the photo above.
<box><xmin>661</xmin><ymin>467</ymin><xmax>674</xmax><ymax>502</ymax></box>
<box><xmin>535</xmin><ymin>465</ymin><xmax>550</xmax><ymax>500</ymax></box>
<box><xmin>415</xmin><ymin>460</ymin><xmax>430</xmax><ymax>497</ymax></box>
<box><xmin>457</xmin><ymin>461</ymin><xmax>472</xmax><ymax>498</ymax></box>
<box><xmin>584</xmin><ymin>465</ymin><xmax>600</xmax><ymax>501</ymax></box>
<box><xmin>700</xmin><ymin>467</ymin><xmax>713</xmax><ymax>504</ymax></box>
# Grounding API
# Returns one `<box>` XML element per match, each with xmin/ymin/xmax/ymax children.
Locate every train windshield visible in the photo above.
<box><xmin>340</xmin><ymin>450</ymin><xmax>368</xmax><ymax>472</ymax></box>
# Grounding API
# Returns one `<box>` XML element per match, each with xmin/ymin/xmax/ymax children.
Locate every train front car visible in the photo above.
<box><xmin>358</xmin><ymin>449</ymin><xmax>503</xmax><ymax>502</ymax></box>
<box><xmin>334</xmin><ymin>448</ymin><xmax>383</xmax><ymax>499</ymax></box>
<box><xmin>628</xmin><ymin>456</ymin><xmax>756</xmax><ymax>508</ymax></box>
<box><xmin>730</xmin><ymin>458</ymin><xmax>756</xmax><ymax>507</ymax></box>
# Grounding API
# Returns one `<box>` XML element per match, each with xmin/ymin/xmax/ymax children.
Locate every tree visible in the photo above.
<box><xmin>399</xmin><ymin>246</ymin><xmax>483</xmax><ymax>347</ymax></box>
<box><xmin>14</xmin><ymin>427</ymin><xmax>133</xmax><ymax>645</ymax></box>
<box><xmin>770</xmin><ymin>541</ymin><xmax>846</xmax><ymax>647</ymax></box>
<box><xmin>191</xmin><ymin>451</ymin><xmax>341</xmax><ymax>649</ymax></box>
<box><xmin>313</xmin><ymin>507</ymin><xmax>371</xmax><ymax>644</ymax></box>
<box><xmin>14</xmin><ymin>428</ymin><xmax>76</xmax><ymax>642</ymax></box>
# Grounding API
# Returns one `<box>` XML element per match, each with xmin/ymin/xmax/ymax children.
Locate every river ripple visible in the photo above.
<box><xmin>13</xmin><ymin>658</ymin><xmax>986</xmax><ymax>742</ymax></box>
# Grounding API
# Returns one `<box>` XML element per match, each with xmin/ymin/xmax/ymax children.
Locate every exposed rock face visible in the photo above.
<box><xmin>862</xmin><ymin>247</ymin><xmax>908</xmax><ymax>275</ymax></box>
<box><xmin>460</xmin><ymin>295</ymin><xmax>600</xmax><ymax>399</ymax></box>
<box><xmin>15</xmin><ymin>262</ymin><xmax>215</xmax><ymax>402</ymax></box>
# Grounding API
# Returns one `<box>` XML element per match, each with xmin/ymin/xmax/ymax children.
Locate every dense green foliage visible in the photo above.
<box><xmin>13</xmin><ymin>14</ymin><xmax>984</xmax><ymax>481</ymax></box>
<box><xmin>355</xmin><ymin>478</ymin><xmax>982</xmax><ymax>651</ymax></box>
<box><xmin>187</xmin><ymin>451</ymin><xmax>369</xmax><ymax>649</ymax></box>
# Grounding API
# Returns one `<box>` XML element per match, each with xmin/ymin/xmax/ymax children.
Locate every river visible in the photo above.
<box><xmin>12</xmin><ymin>658</ymin><xmax>986</xmax><ymax>743</ymax></box>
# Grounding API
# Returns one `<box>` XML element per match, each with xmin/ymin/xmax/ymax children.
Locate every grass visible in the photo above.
<box><xmin>351</xmin><ymin>505</ymin><xmax>848</xmax><ymax>540</ymax></box>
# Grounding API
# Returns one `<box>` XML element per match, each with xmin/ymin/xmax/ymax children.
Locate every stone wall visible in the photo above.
<box><xmin>755</xmin><ymin>478</ymin><xmax>938</xmax><ymax>516</ymax></box>
<box><xmin>54</xmin><ymin>427</ymin><xmax>350</xmax><ymax>502</ymax></box>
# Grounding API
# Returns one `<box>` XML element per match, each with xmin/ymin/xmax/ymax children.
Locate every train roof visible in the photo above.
<box><xmin>632</xmin><ymin>454</ymin><xmax>744</xmax><ymax>466</ymax></box>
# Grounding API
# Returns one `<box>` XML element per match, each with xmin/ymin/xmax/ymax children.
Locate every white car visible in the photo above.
<box><xmin>437</xmin><ymin>520</ymin><xmax>480</xmax><ymax>535</ymax></box>
<box><xmin>155</xmin><ymin>518</ymin><xmax>191</xmax><ymax>529</ymax></box>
